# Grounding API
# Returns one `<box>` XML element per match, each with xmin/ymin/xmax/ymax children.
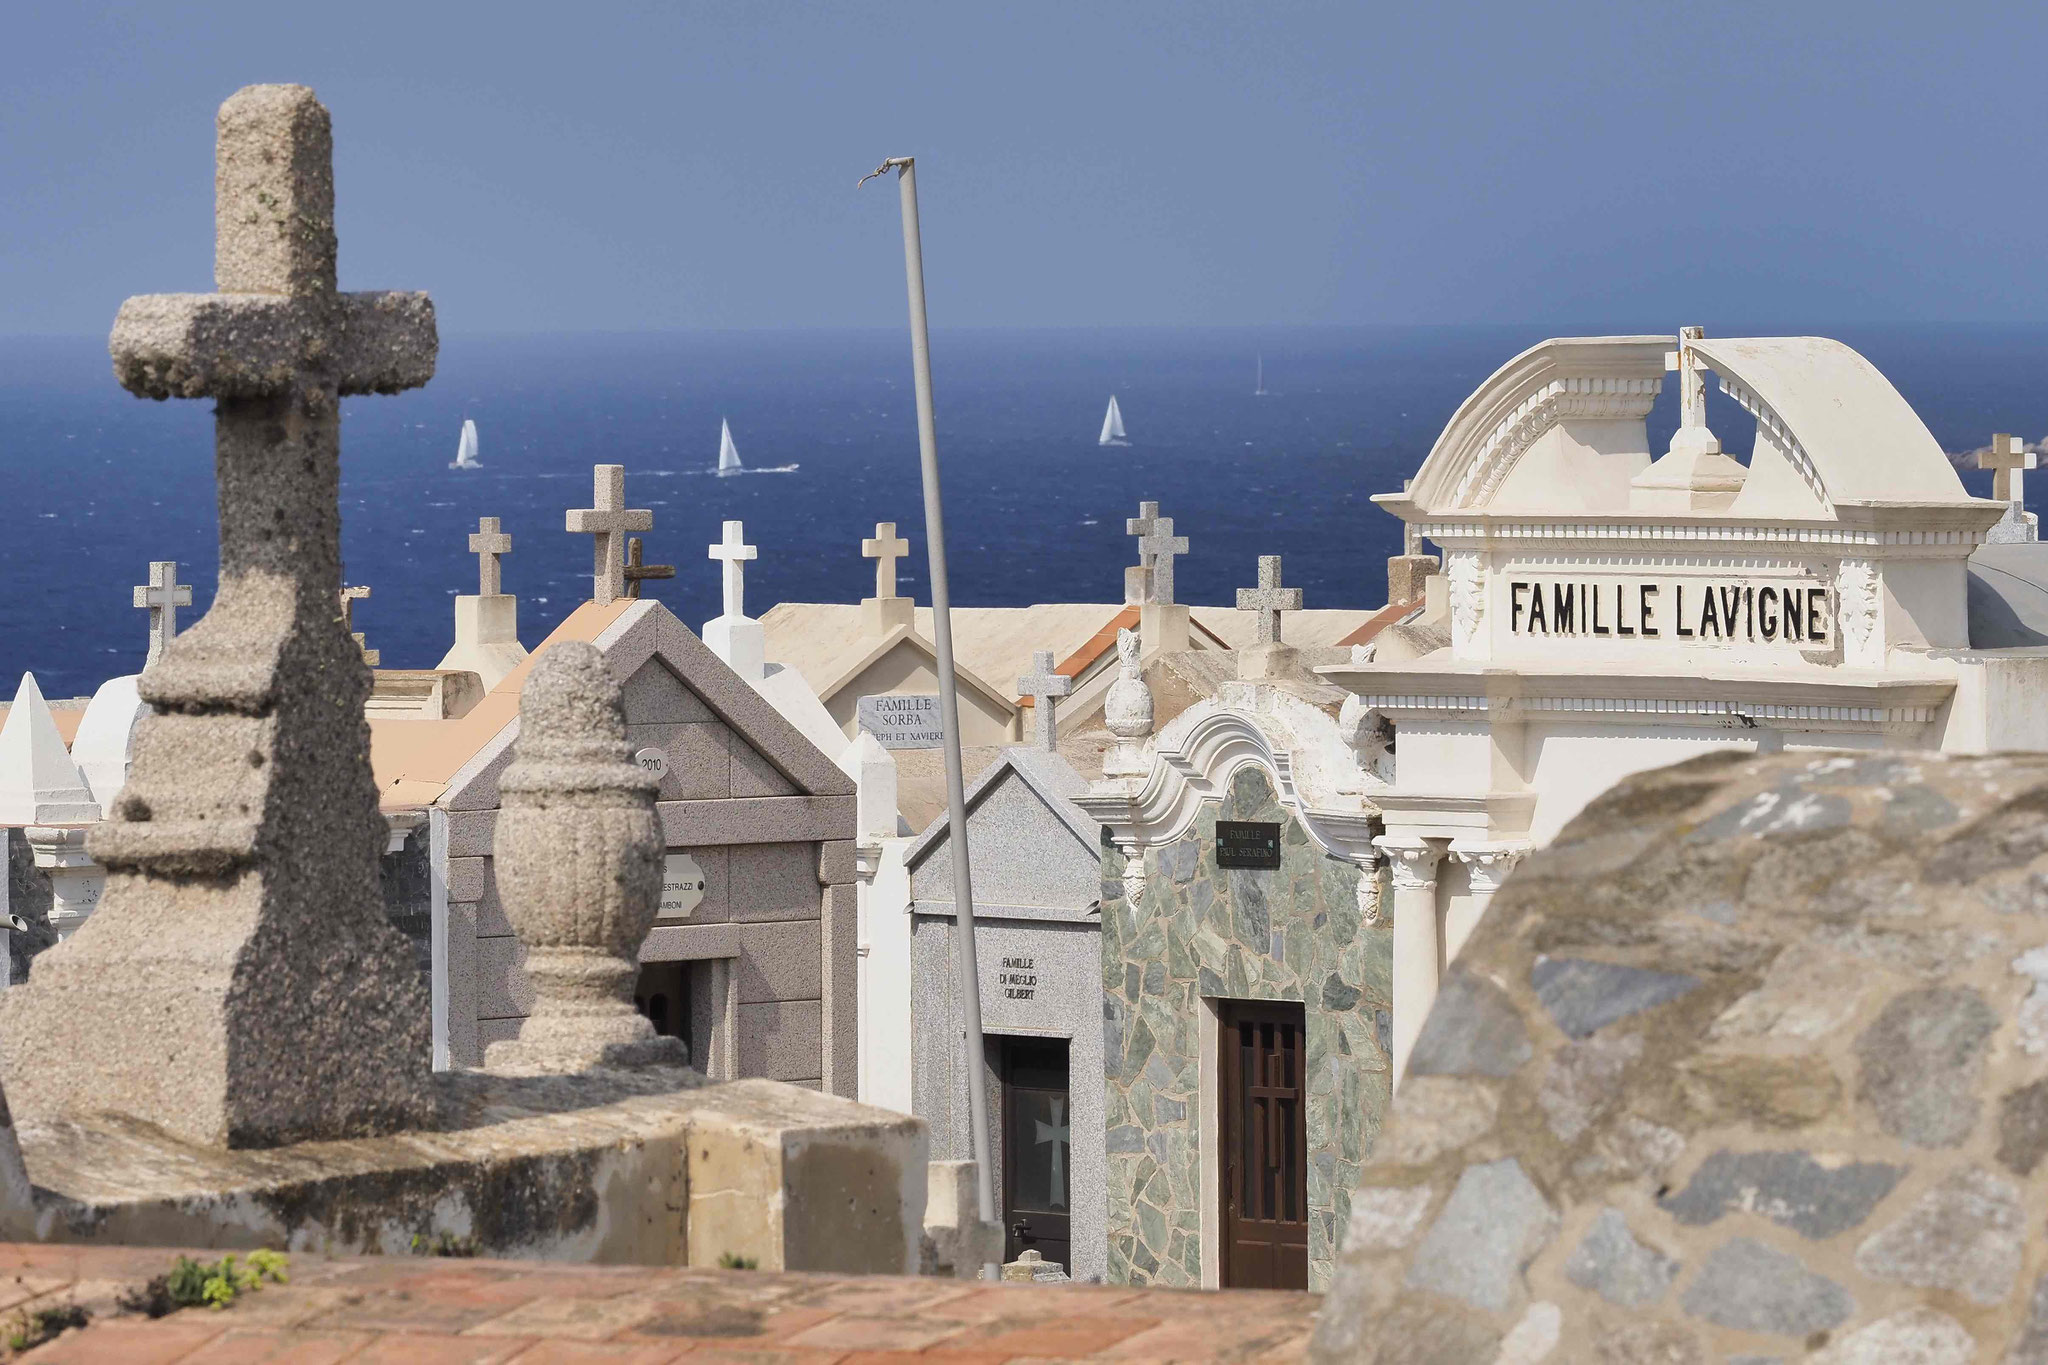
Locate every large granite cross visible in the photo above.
<box><xmin>1137</xmin><ymin>512</ymin><xmax>1190</xmax><ymax>607</ymax></box>
<box><xmin>1125</xmin><ymin>500</ymin><xmax>1161</xmax><ymax>600</ymax></box>
<box><xmin>1982</xmin><ymin>432</ymin><xmax>2036</xmax><ymax>504</ymax></box>
<box><xmin>1235</xmin><ymin>555</ymin><xmax>1302</xmax><ymax>645</ymax></box>
<box><xmin>1</xmin><ymin>85</ymin><xmax>438</xmax><ymax>1148</ymax></box>
<box><xmin>863</xmin><ymin>522</ymin><xmax>909</xmax><ymax>599</ymax></box>
<box><xmin>709</xmin><ymin>521</ymin><xmax>758</xmax><ymax>618</ymax></box>
<box><xmin>469</xmin><ymin>516</ymin><xmax>511</xmax><ymax>596</ymax></box>
<box><xmin>132</xmin><ymin>560</ymin><xmax>192</xmax><ymax>669</ymax></box>
<box><xmin>1017</xmin><ymin>649</ymin><xmax>1071</xmax><ymax>753</ymax></box>
<box><xmin>567</xmin><ymin>465</ymin><xmax>652</xmax><ymax>605</ymax></box>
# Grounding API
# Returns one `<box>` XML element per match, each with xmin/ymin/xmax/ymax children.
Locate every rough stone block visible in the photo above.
<box><xmin>1404</xmin><ymin>1158</ymin><xmax>1557</xmax><ymax>1312</ymax></box>
<box><xmin>1562</xmin><ymin>1208</ymin><xmax>1676</xmax><ymax>1308</ymax></box>
<box><xmin>738</xmin><ymin>999</ymin><xmax>824</xmax><ymax>1082</ymax></box>
<box><xmin>1854</xmin><ymin>1166</ymin><xmax>2024</xmax><ymax>1306</ymax></box>
<box><xmin>733</xmin><ymin>921</ymin><xmax>822</xmax><ymax>1004</ymax></box>
<box><xmin>476</xmin><ymin>934</ymin><xmax>535</xmax><ymax>1019</ymax></box>
<box><xmin>631</xmin><ymin>721</ymin><xmax>730</xmax><ymax>801</ymax></box>
<box><xmin>1529</xmin><ymin>957</ymin><xmax>1700</xmax><ymax>1039</ymax></box>
<box><xmin>1658</xmin><ymin>1149</ymin><xmax>1904</xmax><ymax>1240</ymax></box>
<box><xmin>728</xmin><ymin>843</ymin><xmax>823</xmax><ymax>922</ymax></box>
<box><xmin>729</xmin><ymin>733</ymin><xmax>797</xmax><ymax>798</ymax></box>
<box><xmin>621</xmin><ymin>658</ymin><xmax>711</xmax><ymax>726</ymax></box>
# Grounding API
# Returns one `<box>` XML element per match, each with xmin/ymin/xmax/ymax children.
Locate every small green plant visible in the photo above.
<box><xmin>122</xmin><ymin>1251</ymin><xmax>290</xmax><ymax>1317</ymax></box>
<box><xmin>410</xmin><ymin>1231</ymin><xmax>480</xmax><ymax>1258</ymax></box>
<box><xmin>5</xmin><ymin>1301</ymin><xmax>88</xmax><ymax>1352</ymax></box>
<box><xmin>716</xmin><ymin>1252</ymin><xmax>758</xmax><ymax>1271</ymax></box>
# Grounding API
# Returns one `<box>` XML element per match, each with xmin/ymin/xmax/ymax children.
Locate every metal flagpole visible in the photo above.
<box><xmin>862</xmin><ymin>155</ymin><xmax>999</xmax><ymax>1280</ymax></box>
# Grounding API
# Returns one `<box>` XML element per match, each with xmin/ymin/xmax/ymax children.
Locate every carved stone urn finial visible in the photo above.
<box><xmin>485</xmin><ymin>641</ymin><xmax>687</xmax><ymax>1074</ymax></box>
<box><xmin>1102</xmin><ymin>628</ymin><xmax>1154</xmax><ymax>782</ymax></box>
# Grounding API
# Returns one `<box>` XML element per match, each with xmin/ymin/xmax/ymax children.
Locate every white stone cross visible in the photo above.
<box><xmin>1664</xmin><ymin>324</ymin><xmax>1710</xmax><ymax>430</ymax></box>
<box><xmin>132</xmin><ymin>560</ymin><xmax>192</xmax><ymax>669</ymax></box>
<box><xmin>566</xmin><ymin>465</ymin><xmax>653</xmax><ymax>606</ymax></box>
<box><xmin>1235</xmin><ymin>555</ymin><xmax>1303</xmax><ymax>645</ymax></box>
<box><xmin>468</xmin><ymin>517</ymin><xmax>512</xmax><ymax>596</ymax></box>
<box><xmin>862</xmin><ymin>522</ymin><xmax>910</xmax><ymax>599</ymax></box>
<box><xmin>708</xmin><ymin>520</ymin><xmax>758</xmax><ymax>619</ymax></box>
<box><xmin>1982</xmin><ymin>432</ymin><xmax>2036</xmax><ymax>504</ymax></box>
<box><xmin>1126</xmin><ymin>500</ymin><xmax>1161</xmax><ymax>596</ymax></box>
<box><xmin>1137</xmin><ymin>512</ymin><xmax>1190</xmax><ymax>607</ymax></box>
<box><xmin>339</xmin><ymin>585</ymin><xmax>378</xmax><ymax>665</ymax></box>
<box><xmin>1017</xmin><ymin>649</ymin><xmax>1071</xmax><ymax>752</ymax></box>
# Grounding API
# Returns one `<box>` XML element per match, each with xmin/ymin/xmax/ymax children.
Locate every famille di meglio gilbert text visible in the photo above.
<box><xmin>1508</xmin><ymin>579</ymin><xmax>1833</xmax><ymax>644</ymax></box>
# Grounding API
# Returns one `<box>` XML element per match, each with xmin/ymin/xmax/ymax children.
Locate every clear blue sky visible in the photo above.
<box><xmin>3</xmin><ymin>2</ymin><xmax>2043</xmax><ymax>334</ymax></box>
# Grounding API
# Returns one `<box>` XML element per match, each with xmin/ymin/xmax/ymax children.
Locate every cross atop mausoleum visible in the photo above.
<box><xmin>469</xmin><ymin>517</ymin><xmax>511</xmax><ymax>596</ymax></box>
<box><xmin>567</xmin><ymin>465</ymin><xmax>653</xmax><ymax>606</ymax></box>
<box><xmin>863</xmin><ymin>522</ymin><xmax>910</xmax><ymax>599</ymax></box>
<box><xmin>709</xmin><ymin>521</ymin><xmax>758</xmax><ymax>619</ymax></box>
<box><xmin>624</xmin><ymin>537</ymin><xmax>674</xmax><ymax>600</ymax></box>
<box><xmin>1126</xmin><ymin>500</ymin><xmax>1161</xmax><ymax>600</ymax></box>
<box><xmin>1235</xmin><ymin>555</ymin><xmax>1302</xmax><ymax>645</ymax></box>
<box><xmin>133</xmin><ymin>560</ymin><xmax>192</xmax><ymax>669</ymax></box>
<box><xmin>6</xmin><ymin>84</ymin><xmax>440</xmax><ymax>1149</ymax></box>
<box><xmin>1665</xmin><ymin>324</ymin><xmax>1713</xmax><ymax>432</ymax></box>
<box><xmin>1982</xmin><ymin>433</ymin><xmax>2036</xmax><ymax>503</ymax></box>
<box><xmin>1136</xmin><ymin>511</ymin><xmax>1190</xmax><ymax>607</ymax></box>
<box><xmin>1017</xmin><ymin>649</ymin><xmax>1071</xmax><ymax>753</ymax></box>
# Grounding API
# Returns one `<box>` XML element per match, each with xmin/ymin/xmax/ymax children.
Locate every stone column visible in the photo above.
<box><xmin>1374</xmin><ymin>834</ymin><xmax>1445</xmax><ymax>1091</ymax></box>
<box><xmin>23</xmin><ymin>827</ymin><xmax>102</xmax><ymax>940</ymax></box>
<box><xmin>1445</xmin><ymin>840</ymin><xmax>1530</xmax><ymax>963</ymax></box>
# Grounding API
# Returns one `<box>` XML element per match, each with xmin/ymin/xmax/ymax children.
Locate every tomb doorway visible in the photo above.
<box><xmin>1218</xmin><ymin>1000</ymin><xmax>1308</xmax><ymax>1290</ymax></box>
<box><xmin>998</xmin><ymin>1036</ymin><xmax>1072</xmax><ymax>1274</ymax></box>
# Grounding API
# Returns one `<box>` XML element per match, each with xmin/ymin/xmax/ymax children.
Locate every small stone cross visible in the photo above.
<box><xmin>1236</xmin><ymin>555</ymin><xmax>1303</xmax><ymax>645</ymax></box>
<box><xmin>862</xmin><ymin>522</ymin><xmax>910</xmax><ymax>599</ymax></box>
<box><xmin>468</xmin><ymin>517</ymin><xmax>512</xmax><ymax>596</ymax></box>
<box><xmin>708</xmin><ymin>521</ymin><xmax>758</xmax><ymax>619</ymax></box>
<box><xmin>1664</xmin><ymin>324</ymin><xmax>1710</xmax><ymax>430</ymax></box>
<box><xmin>1981</xmin><ymin>432</ymin><xmax>2036</xmax><ymax>504</ymax></box>
<box><xmin>339</xmin><ymin>585</ymin><xmax>379</xmax><ymax>665</ymax></box>
<box><xmin>623</xmin><ymin>537</ymin><xmax>674</xmax><ymax>600</ymax></box>
<box><xmin>566</xmin><ymin>465</ymin><xmax>653</xmax><ymax>606</ymax></box>
<box><xmin>132</xmin><ymin>560</ymin><xmax>192</xmax><ymax>669</ymax></box>
<box><xmin>1137</xmin><ymin>513</ymin><xmax>1190</xmax><ymax>607</ymax></box>
<box><xmin>1018</xmin><ymin>649</ymin><xmax>1071</xmax><ymax>753</ymax></box>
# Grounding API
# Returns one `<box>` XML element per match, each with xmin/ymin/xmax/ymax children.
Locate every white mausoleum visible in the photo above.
<box><xmin>1324</xmin><ymin>330</ymin><xmax>2048</xmax><ymax>1080</ymax></box>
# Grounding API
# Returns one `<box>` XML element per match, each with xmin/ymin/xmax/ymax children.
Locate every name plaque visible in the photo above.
<box><xmin>998</xmin><ymin>955</ymin><xmax>1038</xmax><ymax>1000</ymax></box>
<box><xmin>660</xmin><ymin>852</ymin><xmax>707</xmax><ymax>919</ymax></box>
<box><xmin>1216</xmin><ymin>820</ymin><xmax>1283</xmax><ymax>870</ymax></box>
<box><xmin>857</xmin><ymin>694</ymin><xmax>946</xmax><ymax>750</ymax></box>
<box><xmin>634</xmin><ymin>747</ymin><xmax>670</xmax><ymax>780</ymax></box>
<box><xmin>1507</xmin><ymin>579</ymin><xmax>1832</xmax><ymax>646</ymax></box>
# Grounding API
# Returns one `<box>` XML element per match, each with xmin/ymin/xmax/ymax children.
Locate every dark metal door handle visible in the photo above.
<box><xmin>1010</xmin><ymin>1219</ymin><xmax>1030</xmax><ymax>1239</ymax></box>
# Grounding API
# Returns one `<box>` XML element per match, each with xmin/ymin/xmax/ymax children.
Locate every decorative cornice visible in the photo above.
<box><xmin>1424</xmin><ymin>521</ymin><xmax>1984</xmax><ymax>550</ymax></box>
<box><xmin>1451</xmin><ymin>377</ymin><xmax>1662</xmax><ymax>509</ymax></box>
<box><xmin>1713</xmin><ymin>372</ymin><xmax>1831</xmax><ymax>510</ymax></box>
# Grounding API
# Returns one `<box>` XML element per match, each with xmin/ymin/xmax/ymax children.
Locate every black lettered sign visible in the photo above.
<box><xmin>1507</xmin><ymin>579</ymin><xmax>1831</xmax><ymax>647</ymax></box>
<box><xmin>1216</xmin><ymin>821</ymin><xmax>1282</xmax><ymax>869</ymax></box>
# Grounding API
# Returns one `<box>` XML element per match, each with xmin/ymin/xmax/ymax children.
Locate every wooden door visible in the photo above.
<box><xmin>1219</xmin><ymin>1000</ymin><xmax>1308</xmax><ymax>1289</ymax></box>
<box><xmin>999</xmin><ymin>1037</ymin><xmax>1072</xmax><ymax>1274</ymax></box>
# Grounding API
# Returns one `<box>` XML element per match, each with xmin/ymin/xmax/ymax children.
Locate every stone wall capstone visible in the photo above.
<box><xmin>1312</xmin><ymin>749</ymin><xmax>2048</xmax><ymax>1363</ymax></box>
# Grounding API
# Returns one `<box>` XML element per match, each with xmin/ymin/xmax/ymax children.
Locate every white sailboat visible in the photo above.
<box><xmin>1255</xmin><ymin>354</ymin><xmax>1268</xmax><ymax>397</ymax></box>
<box><xmin>449</xmin><ymin>419</ymin><xmax>480</xmax><ymax>470</ymax></box>
<box><xmin>716</xmin><ymin>419</ymin><xmax>743</xmax><ymax>477</ymax></box>
<box><xmin>1098</xmin><ymin>395</ymin><xmax>1130</xmax><ymax>447</ymax></box>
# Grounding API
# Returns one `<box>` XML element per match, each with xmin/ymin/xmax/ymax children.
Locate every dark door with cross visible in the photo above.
<box><xmin>998</xmin><ymin>1037</ymin><xmax>1072</xmax><ymax>1273</ymax></box>
<box><xmin>1219</xmin><ymin>1000</ymin><xmax>1309</xmax><ymax>1290</ymax></box>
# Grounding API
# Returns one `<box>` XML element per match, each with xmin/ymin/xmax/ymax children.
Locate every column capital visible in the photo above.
<box><xmin>1373</xmin><ymin>834</ymin><xmax>1445</xmax><ymax>890</ymax></box>
<box><xmin>1448</xmin><ymin>839</ymin><xmax>1533</xmax><ymax>894</ymax></box>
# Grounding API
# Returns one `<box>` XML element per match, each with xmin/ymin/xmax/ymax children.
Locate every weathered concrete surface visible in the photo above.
<box><xmin>1312</xmin><ymin>750</ymin><xmax>2048</xmax><ymax>1362</ymax></box>
<box><xmin>2</xmin><ymin>1073</ymin><xmax>925</xmax><ymax>1274</ymax></box>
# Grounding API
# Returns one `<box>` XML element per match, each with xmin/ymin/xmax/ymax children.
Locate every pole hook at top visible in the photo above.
<box><xmin>858</xmin><ymin>156</ymin><xmax>914</xmax><ymax>189</ymax></box>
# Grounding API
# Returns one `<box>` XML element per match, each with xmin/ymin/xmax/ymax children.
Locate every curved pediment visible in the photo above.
<box><xmin>1397</xmin><ymin>333</ymin><xmax>1979</xmax><ymax>521</ymax></box>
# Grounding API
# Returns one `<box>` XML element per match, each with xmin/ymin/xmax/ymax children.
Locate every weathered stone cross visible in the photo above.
<box><xmin>339</xmin><ymin>585</ymin><xmax>379</xmax><ymax>665</ymax></box>
<box><xmin>1136</xmin><ymin>509</ymin><xmax>1190</xmax><ymax>607</ymax></box>
<box><xmin>1235</xmin><ymin>555</ymin><xmax>1302</xmax><ymax>645</ymax></box>
<box><xmin>1017</xmin><ymin>649</ymin><xmax>1072</xmax><ymax>753</ymax></box>
<box><xmin>708</xmin><ymin>521</ymin><xmax>758</xmax><ymax>618</ymax></box>
<box><xmin>132</xmin><ymin>560</ymin><xmax>192</xmax><ymax>669</ymax></box>
<box><xmin>1665</xmin><ymin>324</ymin><xmax>1711</xmax><ymax>430</ymax></box>
<box><xmin>623</xmin><ymin>537</ymin><xmax>675</xmax><ymax>600</ymax></box>
<box><xmin>1981</xmin><ymin>432</ymin><xmax>2036</xmax><ymax>504</ymax></box>
<box><xmin>3</xmin><ymin>84</ymin><xmax>439</xmax><ymax>1148</ymax></box>
<box><xmin>469</xmin><ymin>516</ymin><xmax>512</xmax><ymax>596</ymax></box>
<box><xmin>862</xmin><ymin>522</ymin><xmax>910</xmax><ymax>599</ymax></box>
<box><xmin>566</xmin><ymin>465</ymin><xmax>652</xmax><ymax>606</ymax></box>
<box><xmin>1125</xmin><ymin>500</ymin><xmax>1161</xmax><ymax>600</ymax></box>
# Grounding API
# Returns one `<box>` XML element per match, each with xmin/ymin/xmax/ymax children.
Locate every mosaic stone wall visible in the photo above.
<box><xmin>1102</xmin><ymin>764</ymin><xmax>1393</xmax><ymax>1290</ymax></box>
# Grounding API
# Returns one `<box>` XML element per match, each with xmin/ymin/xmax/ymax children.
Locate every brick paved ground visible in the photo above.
<box><xmin>0</xmin><ymin>1243</ymin><xmax>1318</xmax><ymax>1363</ymax></box>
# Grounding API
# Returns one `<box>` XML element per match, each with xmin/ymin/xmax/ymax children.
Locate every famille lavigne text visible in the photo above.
<box><xmin>1508</xmin><ymin>579</ymin><xmax>1832</xmax><ymax>645</ymax></box>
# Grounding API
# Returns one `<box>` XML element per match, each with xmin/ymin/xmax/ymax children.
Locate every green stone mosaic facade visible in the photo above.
<box><xmin>1101</xmin><ymin>764</ymin><xmax>1393</xmax><ymax>1290</ymax></box>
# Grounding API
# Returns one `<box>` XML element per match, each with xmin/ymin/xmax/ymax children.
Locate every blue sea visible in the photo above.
<box><xmin>4</xmin><ymin>325</ymin><xmax>2047</xmax><ymax>701</ymax></box>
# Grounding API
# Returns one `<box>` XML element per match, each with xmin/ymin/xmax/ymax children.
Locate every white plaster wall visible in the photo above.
<box><xmin>1884</xmin><ymin>559</ymin><xmax>1971</xmax><ymax>651</ymax></box>
<box><xmin>1524</xmin><ymin>724</ymin><xmax>1758</xmax><ymax>846</ymax></box>
<box><xmin>1394</xmin><ymin>722</ymin><xmax>1497</xmax><ymax>793</ymax></box>
<box><xmin>858</xmin><ymin>837</ymin><xmax>915</xmax><ymax>1114</ymax></box>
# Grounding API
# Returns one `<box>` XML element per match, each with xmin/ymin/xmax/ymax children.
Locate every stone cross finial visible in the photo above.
<box><xmin>1236</xmin><ymin>555</ymin><xmax>1303</xmax><ymax>645</ymax></box>
<box><xmin>863</xmin><ymin>522</ymin><xmax>910</xmax><ymax>599</ymax></box>
<box><xmin>339</xmin><ymin>585</ymin><xmax>379</xmax><ymax>665</ymax></box>
<box><xmin>469</xmin><ymin>517</ymin><xmax>511</xmax><ymax>596</ymax></box>
<box><xmin>1138</xmin><ymin>515</ymin><xmax>1190</xmax><ymax>607</ymax></box>
<box><xmin>484</xmin><ymin>640</ymin><xmax>685</xmax><ymax>1074</ymax></box>
<box><xmin>1982</xmin><ymin>433</ymin><xmax>2036</xmax><ymax>503</ymax></box>
<box><xmin>566</xmin><ymin>465</ymin><xmax>653</xmax><ymax>606</ymax></box>
<box><xmin>623</xmin><ymin>537</ymin><xmax>675</xmax><ymax>600</ymax></box>
<box><xmin>1018</xmin><ymin>649</ymin><xmax>1071</xmax><ymax>753</ymax></box>
<box><xmin>3</xmin><ymin>84</ymin><xmax>438</xmax><ymax>1148</ymax></box>
<box><xmin>133</xmin><ymin>560</ymin><xmax>192</xmax><ymax>669</ymax></box>
<box><xmin>708</xmin><ymin>521</ymin><xmax>758</xmax><ymax>619</ymax></box>
<box><xmin>1665</xmin><ymin>324</ymin><xmax>1711</xmax><ymax>431</ymax></box>
<box><xmin>1125</xmin><ymin>500</ymin><xmax>1161</xmax><ymax>600</ymax></box>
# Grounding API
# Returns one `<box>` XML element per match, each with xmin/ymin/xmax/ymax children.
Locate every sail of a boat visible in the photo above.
<box><xmin>1099</xmin><ymin>395</ymin><xmax>1129</xmax><ymax>447</ymax></box>
<box><xmin>1255</xmin><ymin>354</ymin><xmax>1268</xmax><ymax>397</ymax></box>
<box><xmin>716</xmin><ymin>419</ymin><xmax>743</xmax><ymax>476</ymax></box>
<box><xmin>450</xmin><ymin>419</ymin><xmax>480</xmax><ymax>469</ymax></box>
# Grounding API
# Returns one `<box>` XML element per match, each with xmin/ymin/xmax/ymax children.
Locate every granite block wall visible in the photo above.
<box><xmin>1102</xmin><ymin>764</ymin><xmax>1393</xmax><ymax>1290</ymax></box>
